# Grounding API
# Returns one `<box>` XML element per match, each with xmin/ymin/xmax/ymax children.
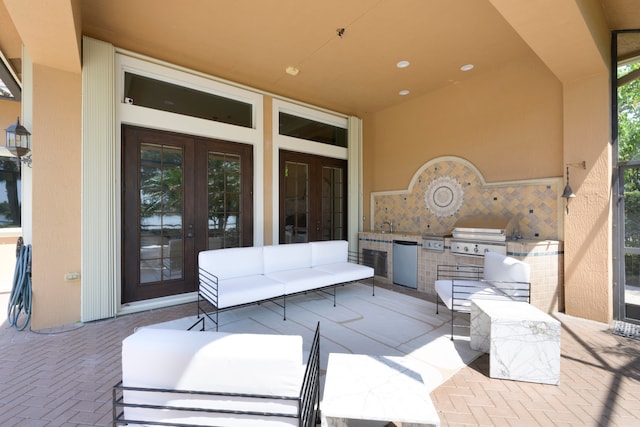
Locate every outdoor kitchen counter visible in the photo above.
<box><xmin>359</xmin><ymin>232</ymin><xmax>564</xmax><ymax>314</ymax></box>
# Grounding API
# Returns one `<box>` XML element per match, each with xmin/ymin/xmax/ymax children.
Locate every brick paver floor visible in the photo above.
<box><xmin>1</xmin><ymin>296</ymin><xmax>638</xmax><ymax>426</ymax></box>
<box><xmin>431</xmin><ymin>313</ymin><xmax>640</xmax><ymax>426</ymax></box>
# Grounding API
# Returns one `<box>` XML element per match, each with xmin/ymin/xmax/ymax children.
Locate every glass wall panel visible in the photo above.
<box><xmin>0</xmin><ymin>157</ymin><xmax>21</xmax><ymax>227</ymax></box>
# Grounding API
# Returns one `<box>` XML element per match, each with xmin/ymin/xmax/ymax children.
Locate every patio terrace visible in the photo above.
<box><xmin>1</xmin><ymin>283</ymin><xmax>639</xmax><ymax>426</ymax></box>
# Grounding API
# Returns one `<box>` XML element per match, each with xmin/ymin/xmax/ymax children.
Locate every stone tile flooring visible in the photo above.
<box><xmin>1</xmin><ymin>286</ymin><xmax>639</xmax><ymax>426</ymax></box>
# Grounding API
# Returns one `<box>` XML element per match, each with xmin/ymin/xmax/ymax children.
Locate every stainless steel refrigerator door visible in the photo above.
<box><xmin>393</xmin><ymin>240</ymin><xmax>418</xmax><ymax>288</ymax></box>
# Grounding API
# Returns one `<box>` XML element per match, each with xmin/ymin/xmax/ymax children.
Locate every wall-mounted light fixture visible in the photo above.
<box><xmin>5</xmin><ymin>117</ymin><xmax>31</xmax><ymax>167</ymax></box>
<box><xmin>562</xmin><ymin>161</ymin><xmax>586</xmax><ymax>213</ymax></box>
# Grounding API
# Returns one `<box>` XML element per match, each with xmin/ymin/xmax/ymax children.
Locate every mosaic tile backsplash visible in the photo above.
<box><xmin>371</xmin><ymin>157</ymin><xmax>562</xmax><ymax>240</ymax></box>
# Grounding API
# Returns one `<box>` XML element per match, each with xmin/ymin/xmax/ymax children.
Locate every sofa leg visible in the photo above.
<box><xmin>283</xmin><ymin>294</ymin><xmax>287</xmax><ymax>321</ymax></box>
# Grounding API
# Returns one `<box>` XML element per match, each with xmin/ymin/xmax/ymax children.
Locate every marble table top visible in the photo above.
<box><xmin>321</xmin><ymin>353</ymin><xmax>440</xmax><ymax>426</ymax></box>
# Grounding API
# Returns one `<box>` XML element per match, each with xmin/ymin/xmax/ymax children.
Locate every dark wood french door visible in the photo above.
<box><xmin>122</xmin><ymin>126</ymin><xmax>253</xmax><ymax>303</ymax></box>
<box><xmin>279</xmin><ymin>150</ymin><xmax>347</xmax><ymax>243</ymax></box>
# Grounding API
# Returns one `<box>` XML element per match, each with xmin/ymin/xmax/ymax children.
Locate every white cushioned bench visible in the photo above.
<box><xmin>113</xmin><ymin>323</ymin><xmax>321</xmax><ymax>426</ymax></box>
<box><xmin>434</xmin><ymin>251</ymin><xmax>531</xmax><ymax>339</ymax></box>
<box><xmin>195</xmin><ymin>240</ymin><xmax>374</xmax><ymax>330</ymax></box>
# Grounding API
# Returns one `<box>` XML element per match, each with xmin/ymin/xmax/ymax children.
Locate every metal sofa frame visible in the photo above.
<box><xmin>191</xmin><ymin>251</ymin><xmax>374</xmax><ymax>332</ymax></box>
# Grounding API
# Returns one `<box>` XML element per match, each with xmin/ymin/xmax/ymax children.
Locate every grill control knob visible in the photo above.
<box><xmin>473</xmin><ymin>246</ymin><xmax>479</xmax><ymax>253</ymax></box>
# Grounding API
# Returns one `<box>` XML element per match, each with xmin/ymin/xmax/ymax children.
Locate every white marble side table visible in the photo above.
<box><xmin>321</xmin><ymin>353</ymin><xmax>440</xmax><ymax>427</ymax></box>
<box><xmin>470</xmin><ymin>299</ymin><xmax>561</xmax><ymax>385</ymax></box>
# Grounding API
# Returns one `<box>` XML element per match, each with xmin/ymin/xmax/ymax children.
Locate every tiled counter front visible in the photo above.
<box><xmin>359</xmin><ymin>233</ymin><xmax>563</xmax><ymax>313</ymax></box>
<box><xmin>509</xmin><ymin>240</ymin><xmax>564</xmax><ymax>313</ymax></box>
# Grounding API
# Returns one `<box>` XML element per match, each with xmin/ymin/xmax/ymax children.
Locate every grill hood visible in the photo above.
<box><xmin>451</xmin><ymin>215</ymin><xmax>514</xmax><ymax>242</ymax></box>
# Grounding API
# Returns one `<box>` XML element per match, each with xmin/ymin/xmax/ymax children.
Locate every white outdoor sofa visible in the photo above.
<box><xmin>435</xmin><ymin>251</ymin><xmax>531</xmax><ymax>339</ymax></box>
<box><xmin>193</xmin><ymin>240</ymin><xmax>374</xmax><ymax>331</ymax></box>
<box><xmin>112</xmin><ymin>322</ymin><xmax>321</xmax><ymax>427</ymax></box>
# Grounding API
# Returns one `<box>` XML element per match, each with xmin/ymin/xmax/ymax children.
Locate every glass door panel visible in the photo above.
<box><xmin>284</xmin><ymin>161</ymin><xmax>309</xmax><ymax>243</ymax></box>
<box><xmin>208</xmin><ymin>152</ymin><xmax>242</xmax><ymax>249</ymax></box>
<box><xmin>321</xmin><ymin>166</ymin><xmax>344</xmax><ymax>240</ymax></box>
<box><xmin>139</xmin><ymin>144</ymin><xmax>184</xmax><ymax>283</ymax></box>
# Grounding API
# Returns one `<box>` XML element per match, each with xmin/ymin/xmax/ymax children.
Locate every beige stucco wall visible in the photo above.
<box><xmin>30</xmin><ymin>64</ymin><xmax>82</xmax><ymax>329</ymax></box>
<box><xmin>563</xmin><ymin>73</ymin><xmax>612</xmax><ymax>323</ymax></box>
<box><xmin>363</xmin><ymin>51</ymin><xmax>563</xmax><ymax>202</ymax></box>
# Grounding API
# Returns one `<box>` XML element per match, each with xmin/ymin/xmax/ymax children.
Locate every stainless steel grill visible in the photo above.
<box><xmin>450</xmin><ymin>215</ymin><xmax>514</xmax><ymax>257</ymax></box>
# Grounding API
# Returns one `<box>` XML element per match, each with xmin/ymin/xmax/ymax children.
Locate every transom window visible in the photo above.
<box><xmin>124</xmin><ymin>72</ymin><xmax>253</xmax><ymax>128</ymax></box>
<box><xmin>279</xmin><ymin>112</ymin><xmax>347</xmax><ymax>147</ymax></box>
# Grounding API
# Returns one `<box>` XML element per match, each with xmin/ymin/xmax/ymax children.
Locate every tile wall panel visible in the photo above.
<box><xmin>371</xmin><ymin>157</ymin><xmax>562</xmax><ymax>240</ymax></box>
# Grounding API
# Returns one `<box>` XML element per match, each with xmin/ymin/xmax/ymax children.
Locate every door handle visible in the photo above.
<box><xmin>187</xmin><ymin>224</ymin><xmax>194</xmax><ymax>238</ymax></box>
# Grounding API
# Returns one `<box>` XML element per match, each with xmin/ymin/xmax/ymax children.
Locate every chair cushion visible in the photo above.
<box><xmin>435</xmin><ymin>279</ymin><xmax>509</xmax><ymax>312</ymax></box>
<box><xmin>483</xmin><ymin>251</ymin><xmax>530</xmax><ymax>297</ymax></box>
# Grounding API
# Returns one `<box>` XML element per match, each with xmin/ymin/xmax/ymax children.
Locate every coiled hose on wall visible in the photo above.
<box><xmin>7</xmin><ymin>240</ymin><xmax>32</xmax><ymax>331</ymax></box>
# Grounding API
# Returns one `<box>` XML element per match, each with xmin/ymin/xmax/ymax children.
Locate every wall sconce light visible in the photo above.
<box><xmin>562</xmin><ymin>161</ymin><xmax>586</xmax><ymax>213</ymax></box>
<box><xmin>5</xmin><ymin>117</ymin><xmax>31</xmax><ymax>167</ymax></box>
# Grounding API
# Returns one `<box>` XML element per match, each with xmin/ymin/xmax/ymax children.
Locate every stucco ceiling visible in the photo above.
<box><xmin>1</xmin><ymin>0</ymin><xmax>640</xmax><ymax>115</ymax></box>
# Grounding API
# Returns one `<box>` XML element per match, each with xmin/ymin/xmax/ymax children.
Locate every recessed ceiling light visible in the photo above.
<box><xmin>399</xmin><ymin>90</ymin><xmax>410</xmax><ymax>96</ymax></box>
<box><xmin>285</xmin><ymin>66</ymin><xmax>300</xmax><ymax>76</ymax></box>
<box><xmin>397</xmin><ymin>60</ymin><xmax>410</xmax><ymax>69</ymax></box>
<box><xmin>460</xmin><ymin>64</ymin><xmax>474</xmax><ymax>71</ymax></box>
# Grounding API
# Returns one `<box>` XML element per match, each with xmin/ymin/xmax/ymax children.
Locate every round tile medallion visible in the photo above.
<box><xmin>424</xmin><ymin>176</ymin><xmax>464</xmax><ymax>217</ymax></box>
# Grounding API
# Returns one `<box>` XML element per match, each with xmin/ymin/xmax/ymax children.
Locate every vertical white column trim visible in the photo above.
<box><xmin>81</xmin><ymin>37</ymin><xmax>116</xmax><ymax>321</ymax></box>
<box><xmin>20</xmin><ymin>48</ymin><xmax>33</xmax><ymax>245</ymax></box>
<box><xmin>347</xmin><ymin>116</ymin><xmax>363</xmax><ymax>252</ymax></box>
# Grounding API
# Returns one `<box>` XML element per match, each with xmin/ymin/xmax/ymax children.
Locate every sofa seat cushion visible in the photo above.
<box><xmin>266</xmin><ymin>268</ymin><xmax>336</xmax><ymax>295</ymax></box>
<box><xmin>122</xmin><ymin>328</ymin><xmax>303</xmax><ymax>426</ymax></box>
<box><xmin>313</xmin><ymin>262</ymin><xmax>374</xmax><ymax>283</ymax></box>
<box><xmin>217</xmin><ymin>275</ymin><xmax>285</xmax><ymax>308</ymax></box>
<box><xmin>435</xmin><ymin>279</ymin><xmax>510</xmax><ymax>312</ymax></box>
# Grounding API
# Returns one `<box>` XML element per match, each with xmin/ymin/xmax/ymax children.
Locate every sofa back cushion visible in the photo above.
<box><xmin>311</xmin><ymin>240</ymin><xmax>348</xmax><ymax>266</ymax></box>
<box><xmin>199</xmin><ymin>246</ymin><xmax>264</xmax><ymax>280</ymax></box>
<box><xmin>121</xmin><ymin>328</ymin><xmax>303</xmax><ymax>425</ymax></box>
<box><xmin>123</xmin><ymin>328</ymin><xmax>303</xmax><ymax>395</ymax></box>
<box><xmin>263</xmin><ymin>243</ymin><xmax>312</xmax><ymax>273</ymax></box>
<box><xmin>483</xmin><ymin>251</ymin><xmax>530</xmax><ymax>297</ymax></box>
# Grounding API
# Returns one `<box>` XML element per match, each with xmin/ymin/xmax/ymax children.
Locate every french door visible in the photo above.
<box><xmin>279</xmin><ymin>150</ymin><xmax>347</xmax><ymax>243</ymax></box>
<box><xmin>122</xmin><ymin>126</ymin><xmax>253</xmax><ymax>303</ymax></box>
